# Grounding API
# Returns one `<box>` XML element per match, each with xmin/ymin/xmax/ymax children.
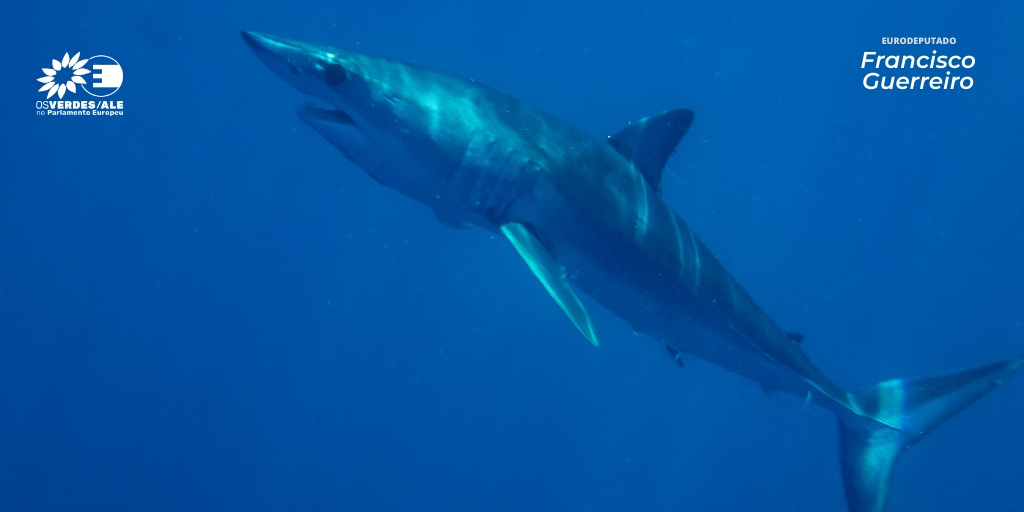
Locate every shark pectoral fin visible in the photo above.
<box><xmin>500</xmin><ymin>222</ymin><xmax>599</xmax><ymax>347</ymax></box>
<box><xmin>607</xmin><ymin>109</ymin><xmax>694</xmax><ymax>194</ymax></box>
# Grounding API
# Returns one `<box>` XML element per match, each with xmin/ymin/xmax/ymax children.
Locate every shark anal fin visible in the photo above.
<box><xmin>608</xmin><ymin>109</ymin><xmax>694</xmax><ymax>194</ymax></box>
<box><xmin>500</xmin><ymin>222</ymin><xmax>598</xmax><ymax>346</ymax></box>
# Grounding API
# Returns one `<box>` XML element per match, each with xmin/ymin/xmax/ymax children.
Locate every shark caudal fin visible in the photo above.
<box><xmin>837</xmin><ymin>356</ymin><xmax>1023</xmax><ymax>512</ymax></box>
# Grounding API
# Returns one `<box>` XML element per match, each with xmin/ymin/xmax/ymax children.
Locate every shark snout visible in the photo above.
<box><xmin>241</xmin><ymin>31</ymin><xmax>300</xmax><ymax>74</ymax></box>
<box><xmin>239</xmin><ymin>31</ymin><xmax>265</xmax><ymax>50</ymax></box>
<box><xmin>240</xmin><ymin>31</ymin><xmax>291</xmax><ymax>55</ymax></box>
<box><xmin>242</xmin><ymin>30</ymin><xmax>331</xmax><ymax>98</ymax></box>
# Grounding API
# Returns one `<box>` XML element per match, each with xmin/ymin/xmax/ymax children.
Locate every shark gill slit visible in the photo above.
<box><xmin>671</xmin><ymin>213</ymin><xmax>687</xmax><ymax>282</ymax></box>
<box><xmin>634</xmin><ymin>171</ymin><xmax>650</xmax><ymax>242</ymax></box>
<box><xmin>689</xmin><ymin>227</ymin><xmax>702</xmax><ymax>289</ymax></box>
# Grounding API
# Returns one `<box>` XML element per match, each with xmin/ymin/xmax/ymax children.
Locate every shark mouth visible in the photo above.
<box><xmin>297</xmin><ymin>103</ymin><xmax>356</xmax><ymax>125</ymax></box>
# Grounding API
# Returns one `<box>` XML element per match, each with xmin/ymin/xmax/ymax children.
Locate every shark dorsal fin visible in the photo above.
<box><xmin>608</xmin><ymin>109</ymin><xmax>694</xmax><ymax>193</ymax></box>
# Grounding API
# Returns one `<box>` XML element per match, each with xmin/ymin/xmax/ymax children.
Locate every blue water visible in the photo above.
<box><xmin>2</xmin><ymin>1</ymin><xmax>1022</xmax><ymax>510</ymax></box>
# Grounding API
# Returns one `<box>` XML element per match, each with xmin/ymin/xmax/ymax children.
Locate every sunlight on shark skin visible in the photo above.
<box><xmin>243</xmin><ymin>31</ymin><xmax>580</xmax><ymax>221</ymax></box>
<box><xmin>242</xmin><ymin>31</ymin><xmax>1023</xmax><ymax>512</ymax></box>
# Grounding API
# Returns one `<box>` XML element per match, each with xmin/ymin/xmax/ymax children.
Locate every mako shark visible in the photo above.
<box><xmin>242</xmin><ymin>31</ymin><xmax>1021</xmax><ymax>512</ymax></box>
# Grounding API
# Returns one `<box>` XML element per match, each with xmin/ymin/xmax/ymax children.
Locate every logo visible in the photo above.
<box><xmin>858</xmin><ymin>38</ymin><xmax>974</xmax><ymax>91</ymax></box>
<box><xmin>35</xmin><ymin>52</ymin><xmax>125</xmax><ymax>117</ymax></box>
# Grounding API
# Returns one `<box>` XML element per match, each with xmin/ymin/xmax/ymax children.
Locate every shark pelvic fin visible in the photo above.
<box><xmin>500</xmin><ymin>222</ymin><xmax>599</xmax><ymax>346</ymax></box>
<box><xmin>664</xmin><ymin>345</ymin><xmax>686</xmax><ymax>368</ymax></box>
<box><xmin>608</xmin><ymin>109</ymin><xmax>694</xmax><ymax>194</ymax></box>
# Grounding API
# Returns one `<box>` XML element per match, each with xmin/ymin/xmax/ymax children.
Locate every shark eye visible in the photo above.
<box><xmin>322</xmin><ymin>62</ymin><xmax>349</xmax><ymax>86</ymax></box>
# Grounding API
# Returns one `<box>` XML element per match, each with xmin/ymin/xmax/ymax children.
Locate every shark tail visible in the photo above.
<box><xmin>837</xmin><ymin>356</ymin><xmax>1023</xmax><ymax>512</ymax></box>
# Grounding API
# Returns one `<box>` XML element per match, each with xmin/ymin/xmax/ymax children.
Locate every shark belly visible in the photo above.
<box><xmin>559</xmin><ymin>225</ymin><xmax>822</xmax><ymax>403</ymax></box>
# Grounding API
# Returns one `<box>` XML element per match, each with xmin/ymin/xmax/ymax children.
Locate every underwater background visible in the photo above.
<box><xmin>2</xmin><ymin>0</ymin><xmax>1022</xmax><ymax>510</ymax></box>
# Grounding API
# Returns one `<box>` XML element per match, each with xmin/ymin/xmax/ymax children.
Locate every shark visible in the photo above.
<box><xmin>241</xmin><ymin>31</ymin><xmax>1021</xmax><ymax>512</ymax></box>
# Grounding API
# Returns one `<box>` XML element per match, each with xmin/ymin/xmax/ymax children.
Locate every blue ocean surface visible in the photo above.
<box><xmin>1</xmin><ymin>1</ymin><xmax>1022</xmax><ymax>511</ymax></box>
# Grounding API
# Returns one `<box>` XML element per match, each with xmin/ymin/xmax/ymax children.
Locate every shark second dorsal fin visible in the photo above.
<box><xmin>500</xmin><ymin>222</ymin><xmax>599</xmax><ymax>346</ymax></box>
<box><xmin>608</xmin><ymin>109</ymin><xmax>694</xmax><ymax>194</ymax></box>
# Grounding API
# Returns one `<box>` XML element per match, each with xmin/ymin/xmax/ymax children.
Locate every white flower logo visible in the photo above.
<box><xmin>38</xmin><ymin>52</ymin><xmax>90</xmax><ymax>99</ymax></box>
